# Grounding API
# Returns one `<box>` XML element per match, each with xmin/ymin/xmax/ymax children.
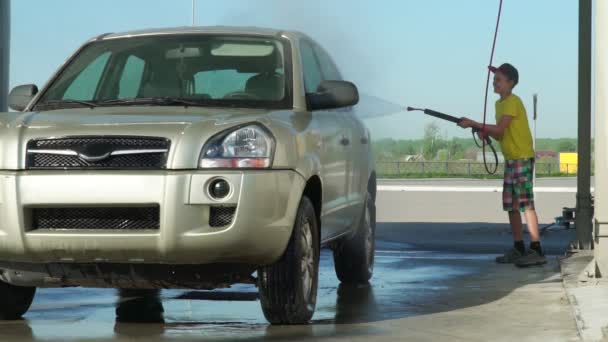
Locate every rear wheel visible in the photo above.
<box><xmin>0</xmin><ymin>281</ymin><xmax>36</xmax><ymax>320</ymax></box>
<box><xmin>258</xmin><ymin>195</ymin><xmax>320</xmax><ymax>325</ymax></box>
<box><xmin>333</xmin><ymin>191</ymin><xmax>376</xmax><ymax>284</ymax></box>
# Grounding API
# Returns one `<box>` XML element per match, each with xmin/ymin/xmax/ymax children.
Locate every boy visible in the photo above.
<box><xmin>458</xmin><ymin>63</ymin><xmax>547</xmax><ymax>267</ymax></box>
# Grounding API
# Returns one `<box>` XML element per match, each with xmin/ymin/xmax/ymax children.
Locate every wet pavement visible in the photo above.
<box><xmin>0</xmin><ymin>238</ymin><xmax>576</xmax><ymax>341</ymax></box>
<box><xmin>0</xmin><ymin>182</ymin><xmax>581</xmax><ymax>341</ymax></box>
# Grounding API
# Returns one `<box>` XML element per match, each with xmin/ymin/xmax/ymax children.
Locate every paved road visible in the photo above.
<box><xmin>0</xmin><ymin>178</ymin><xmax>581</xmax><ymax>341</ymax></box>
<box><xmin>379</xmin><ymin>176</ymin><xmax>592</xmax><ymax>188</ymax></box>
<box><xmin>378</xmin><ymin>177</ymin><xmax>581</xmax><ymax>224</ymax></box>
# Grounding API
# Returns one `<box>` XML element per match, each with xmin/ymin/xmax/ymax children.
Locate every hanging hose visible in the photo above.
<box><xmin>481</xmin><ymin>0</ymin><xmax>504</xmax><ymax>175</ymax></box>
<box><xmin>406</xmin><ymin>0</ymin><xmax>504</xmax><ymax>175</ymax></box>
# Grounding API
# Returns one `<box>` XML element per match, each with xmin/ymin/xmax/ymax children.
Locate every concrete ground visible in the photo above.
<box><xmin>0</xmin><ymin>178</ymin><xmax>584</xmax><ymax>341</ymax></box>
<box><xmin>561</xmin><ymin>251</ymin><xmax>608</xmax><ymax>341</ymax></box>
<box><xmin>378</xmin><ymin>177</ymin><xmax>581</xmax><ymax>224</ymax></box>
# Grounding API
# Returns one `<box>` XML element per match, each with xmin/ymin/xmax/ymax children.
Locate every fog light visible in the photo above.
<box><xmin>209</xmin><ymin>179</ymin><xmax>230</xmax><ymax>199</ymax></box>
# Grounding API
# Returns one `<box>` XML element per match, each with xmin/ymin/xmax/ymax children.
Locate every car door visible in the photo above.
<box><xmin>313</xmin><ymin>44</ymin><xmax>366</xmax><ymax>229</ymax></box>
<box><xmin>300</xmin><ymin>40</ymin><xmax>350</xmax><ymax>241</ymax></box>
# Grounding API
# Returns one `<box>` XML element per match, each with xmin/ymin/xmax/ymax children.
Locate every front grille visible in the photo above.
<box><xmin>209</xmin><ymin>206</ymin><xmax>236</xmax><ymax>228</ymax></box>
<box><xmin>31</xmin><ymin>206</ymin><xmax>160</xmax><ymax>231</ymax></box>
<box><xmin>30</xmin><ymin>153</ymin><xmax>165</xmax><ymax>169</ymax></box>
<box><xmin>31</xmin><ymin>137</ymin><xmax>169</xmax><ymax>149</ymax></box>
<box><xmin>26</xmin><ymin>136</ymin><xmax>170</xmax><ymax>170</ymax></box>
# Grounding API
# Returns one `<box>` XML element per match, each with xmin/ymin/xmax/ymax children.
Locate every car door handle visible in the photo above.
<box><xmin>340</xmin><ymin>136</ymin><xmax>350</xmax><ymax>146</ymax></box>
<box><xmin>360</xmin><ymin>137</ymin><xmax>369</xmax><ymax>145</ymax></box>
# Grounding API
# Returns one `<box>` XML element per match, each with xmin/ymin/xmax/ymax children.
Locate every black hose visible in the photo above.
<box><xmin>472</xmin><ymin>129</ymin><xmax>499</xmax><ymax>175</ymax></box>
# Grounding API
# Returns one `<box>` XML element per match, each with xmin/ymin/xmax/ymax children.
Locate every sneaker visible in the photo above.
<box><xmin>496</xmin><ymin>248</ymin><xmax>524</xmax><ymax>264</ymax></box>
<box><xmin>514</xmin><ymin>250</ymin><xmax>548</xmax><ymax>268</ymax></box>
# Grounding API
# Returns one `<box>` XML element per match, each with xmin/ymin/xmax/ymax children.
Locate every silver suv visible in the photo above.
<box><xmin>0</xmin><ymin>26</ymin><xmax>376</xmax><ymax>324</ymax></box>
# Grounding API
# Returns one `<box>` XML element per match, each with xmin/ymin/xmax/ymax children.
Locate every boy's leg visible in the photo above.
<box><xmin>516</xmin><ymin>207</ymin><xmax>547</xmax><ymax>266</ymax></box>
<box><xmin>508</xmin><ymin>210</ymin><xmax>524</xmax><ymax>242</ymax></box>
<box><xmin>515</xmin><ymin>159</ymin><xmax>547</xmax><ymax>267</ymax></box>
<box><xmin>524</xmin><ymin>209</ymin><xmax>541</xmax><ymax>242</ymax></box>
<box><xmin>497</xmin><ymin>162</ymin><xmax>526</xmax><ymax>263</ymax></box>
<box><xmin>496</xmin><ymin>210</ymin><xmax>525</xmax><ymax>262</ymax></box>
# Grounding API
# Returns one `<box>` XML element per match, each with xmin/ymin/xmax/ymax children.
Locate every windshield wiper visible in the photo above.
<box><xmin>40</xmin><ymin>99</ymin><xmax>98</xmax><ymax>109</ymax></box>
<box><xmin>99</xmin><ymin>97</ymin><xmax>208</xmax><ymax>107</ymax></box>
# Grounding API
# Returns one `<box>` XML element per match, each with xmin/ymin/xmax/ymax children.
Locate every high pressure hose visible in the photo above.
<box><xmin>481</xmin><ymin>0</ymin><xmax>504</xmax><ymax>175</ymax></box>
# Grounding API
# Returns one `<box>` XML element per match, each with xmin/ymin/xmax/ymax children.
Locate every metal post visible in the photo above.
<box><xmin>595</xmin><ymin>0</ymin><xmax>608</xmax><ymax>275</ymax></box>
<box><xmin>0</xmin><ymin>0</ymin><xmax>9</xmax><ymax>112</ymax></box>
<box><xmin>191</xmin><ymin>0</ymin><xmax>195</xmax><ymax>26</ymax></box>
<box><xmin>533</xmin><ymin>94</ymin><xmax>538</xmax><ymax>199</ymax></box>
<box><xmin>576</xmin><ymin>0</ymin><xmax>593</xmax><ymax>250</ymax></box>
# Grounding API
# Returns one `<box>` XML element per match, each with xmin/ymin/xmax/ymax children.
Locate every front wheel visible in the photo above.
<box><xmin>257</xmin><ymin>195</ymin><xmax>320</xmax><ymax>325</ymax></box>
<box><xmin>0</xmin><ymin>281</ymin><xmax>36</xmax><ymax>320</ymax></box>
<box><xmin>333</xmin><ymin>191</ymin><xmax>376</xmax><ymax>284</ymax></box>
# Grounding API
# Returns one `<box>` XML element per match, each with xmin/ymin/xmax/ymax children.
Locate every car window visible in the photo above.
<box><xmin>314</xmin><ymin>46</ymin><xmax>341</xmax><ymax>81</ymax></box>
<box><xmin>300</xmin><ymin>41</ymin><xmax>323</xmax><ymax>93</ymax></box>
<box><xmin>62</xmin><ymin>52</ymin><xmax>111</xmax><ymax>100</ymax></box>
<box><xmin>194</xmin><ymin>70</ymin><xmax>255</xmax><ymax>98</ymax></box>
<box><xmin>118</xmin><ymin>55</ymin><xmax>146</xmax><ymax>99</ymax></box>
<box><xmin>36</xmin><ymin>35</ymin><xmax>292</xmax><ymax>110</ymax></box>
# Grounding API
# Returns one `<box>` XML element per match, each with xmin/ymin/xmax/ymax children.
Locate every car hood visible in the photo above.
<box><xmin>0</xmin><ymin>106</ymin><xmax>295</xmax><ymax>170</ymax></box>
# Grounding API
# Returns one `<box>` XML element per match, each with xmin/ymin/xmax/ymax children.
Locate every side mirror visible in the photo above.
<box><xmin>9</xmin><ymin>84</ymin><xmax>38</xmax><ymax>111</ymax></box>
<box><xmin>307</xmin><ymin>80</ymin><xmax>359</xmax><ymax>111</ymax></box>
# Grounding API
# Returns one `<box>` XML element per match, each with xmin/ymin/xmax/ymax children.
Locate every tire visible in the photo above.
<box><xmin>0</xmin><ymin>281</ymin><xmax>36</xmax><ymax>320</ymax></box>
<box><xmin>333</xmin><ymin>191</ymin><xmax>376</xmax><ymax>284</ymax></box>
<box><xmin>258</xmin><ymin>195</ymin><xmax>320</xmax><ymax>325</ymax></box>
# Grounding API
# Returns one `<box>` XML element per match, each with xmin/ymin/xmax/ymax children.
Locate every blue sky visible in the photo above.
<box><xmin>8</xmin><ymin>0</ymin><xmax>578</xmax><ymax>139</ymax></box>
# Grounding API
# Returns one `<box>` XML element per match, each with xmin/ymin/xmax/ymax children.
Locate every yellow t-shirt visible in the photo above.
<box><xmin>495</xmin><ymin>94</ymin><xmax>534</xmax><ymax>160</ymax></box>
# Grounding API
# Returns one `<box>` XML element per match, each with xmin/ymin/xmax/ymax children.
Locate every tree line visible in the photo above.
<box><xmin>372</xmin><ymin>123</ymin><xmax>581</xmax><ymax>162</ymax></box>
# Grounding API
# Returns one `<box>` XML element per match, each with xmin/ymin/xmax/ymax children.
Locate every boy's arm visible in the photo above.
<box><xmin>473</xmin><ymin>116</ymin><xmax>513</xmax><ymax>140</ymax></box>
<box><xmin>459</xmin><ymin>116</ymin><xmax>513</xmax><ymax>140</ymax></box>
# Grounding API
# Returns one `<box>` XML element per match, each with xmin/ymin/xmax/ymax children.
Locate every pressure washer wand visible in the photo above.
<box><xmin>406</xmin><ymin>106</ymin><xmax>499</xmax><ymax>174</ymax></box>
<box><xmin>406</xmin><ymin>107</ymin><xmax>492</xmax><ymax>145</ymax></box>
<box><xmin>406</xmin><ymin>107</ymin><xmax>462</xmax><ymax>124</ymax></box>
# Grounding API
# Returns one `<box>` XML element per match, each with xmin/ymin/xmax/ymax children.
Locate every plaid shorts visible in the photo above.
<box><xmin>503</xmin><ymin>158</ymin><xmax>535</xmax><ymax>212</ymax></box>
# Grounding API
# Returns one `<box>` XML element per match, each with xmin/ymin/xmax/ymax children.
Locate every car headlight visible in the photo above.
<box><xmin>200</xmin><ymin>125</ymin><xmax>275</xmax><ymax>168</ymax></box>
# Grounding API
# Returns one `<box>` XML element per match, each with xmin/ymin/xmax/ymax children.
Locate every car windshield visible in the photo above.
<box><xmin>35</xmin><ymin>35</ymin><xmax>291</xmax><ymax>110</ymax></box>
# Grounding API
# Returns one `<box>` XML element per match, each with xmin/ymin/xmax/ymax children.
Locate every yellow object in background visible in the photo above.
<box><xmin>559</xmin><ymin>153</ymin><xmax>578</xmax><ymax>174</ymax></box>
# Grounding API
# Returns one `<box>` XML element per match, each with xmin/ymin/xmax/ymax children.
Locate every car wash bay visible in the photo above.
<box><xmin>0</xmin><ymin>0</ymin><xmax>602</xmax><ymax>341</ymax></box>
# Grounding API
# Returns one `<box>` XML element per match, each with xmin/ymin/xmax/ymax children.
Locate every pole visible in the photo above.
<box><xmin>576</xmin><ymin>0</ymin><xmax>593</xmax><ymax>250</ymax></box>
<box><xmin>192</xmin><ymin>0</ymin><xmax>195</xmax><ymax>26</ymax></box>
<box><xmin>595</xmin><ymin>0</ymin><xmax>608</xmax><ymax>275</ymax></box>
<box><xmin>533</xmin><ymin>94</ymin><xmax>538</xmax><ymax>190</ymax></box>
<box><xmin>0</xmin><ymin>0</ymin><xmax>10</xmax><ymax>112</ymax></box>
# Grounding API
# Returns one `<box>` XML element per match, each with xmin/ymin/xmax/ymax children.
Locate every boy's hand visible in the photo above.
<box><xmin>458</xmin><ymin>117</ymin><xmax>477</xmax><ymax>129</ymax></box>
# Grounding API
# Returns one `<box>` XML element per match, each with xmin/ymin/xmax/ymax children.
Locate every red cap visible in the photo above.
<box><xmin>488</xmin><ymin>63</ymin><xmax>519</xmax><ymax>86</ymax></box>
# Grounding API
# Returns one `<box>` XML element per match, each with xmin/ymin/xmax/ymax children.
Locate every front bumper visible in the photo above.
<box><xmin>0</xmin><ymin>170</ymin><xmax>305</xmax><ymax>265</ymax></box>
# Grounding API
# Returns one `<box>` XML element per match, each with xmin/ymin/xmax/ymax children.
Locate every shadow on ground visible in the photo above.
<box><xmin>0</xmin><ymin>222</ymin><xmax>575</xmax><ymax>341</ymax></box>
